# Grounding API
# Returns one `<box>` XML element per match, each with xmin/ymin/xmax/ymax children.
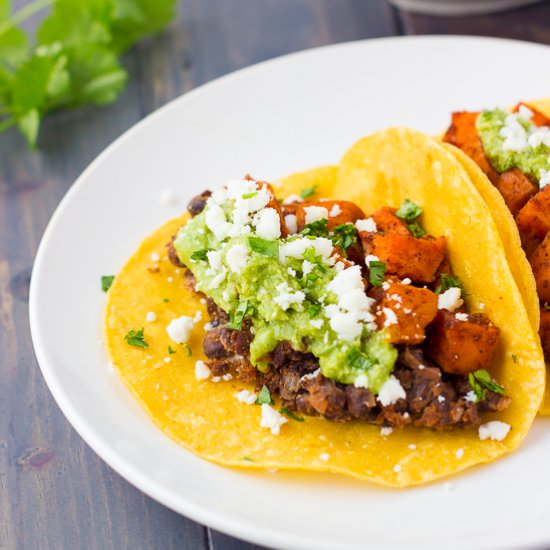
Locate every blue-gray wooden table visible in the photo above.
<box><xmin>3</xmin><ymin>1</ymin><xmax>550</xmax><ymax>548</ymax></box>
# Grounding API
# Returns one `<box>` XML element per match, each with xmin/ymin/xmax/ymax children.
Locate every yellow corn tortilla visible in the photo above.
<box><xmin>105</xmin><ymin>131</ymin><xmax>544</xmax><ymax>487</ymax></box>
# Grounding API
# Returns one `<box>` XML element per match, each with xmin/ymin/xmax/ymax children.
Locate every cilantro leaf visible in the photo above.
<box><xmin>347</xmin><ymin>347</ymin><xmax>374</xmax><ymax>371</ymax></box>
<box><xmin>124</xmin><ymin>327</ymin><xmax>148</xmax><ymax>348</ymax></box>
<box><xmin>300</xmin><ymin>185</ymin><xmax>317</xmax><ymax>199</ymax></box>
<box><xmin>167</xmin><ymin>345</ymin><xmax>176</xmax><ymax>354</ymax></box>
<box><xmin>101</xmin><ymin>274</ymin><xmax>115</xmax><ymax>291</ymax></box>
<box><xmin>301</xmin><ymin>218</ymin><xmax>328</xmax><ymax>238</ymax></box>
<box><xmin>190</xmin><ymin>248</ymin><xmax>212</xmax><ymax>261</ymax></box>
<box><xmin>181</xmin><ymin>342</ymin><xmax>192</xmax><ymax>356</ymax></box>
<box><xmin>255</xmin><ymin>384</ymin><xmax>272</xmax><ymax>405</ymax></box>
<box><xmin>279</xmin><ymin>407</ymin><xmax>304</xmax><ymax>421</ymax></box>
<box><xmin>407</xmin><ymin>221</ymin><xmax>427</xmax><ymax>238</ymax></box>
<box><xmin>331</xmin><ymin>223</ymin><xmax>357</xmax><ymax>253</ymax></box>
<box><xmin>435</xmin><ymin>273</ymin><xmax>465</xmax><ymax>295</ymax></box>
<box><xmin>395</xmin><ymin>198</ymin><xmax>422</xmax><ymax>222</ymax></box>
<box><xmin>242</xmin><ymin>191</ymin><xmax>257</xmax><ymax>199</ymax></box>
<box><xmin>368</xmin><ymin>260</ymin><xmax>386</xmax><ymax>287</ymax></box>
<box><xmin>468</xmin><ymin>369</ymin><xmax>505</xmax><ymax>401</ymax></box>
<box><xmin>226</xmin><ymin>300</ymin><xmax>250</xmax><ymax>331</ymax></box>
<box><xmin>248</xmin><ymin>236</ymin><xmax>279</xmax><ymax>257</ymax></box>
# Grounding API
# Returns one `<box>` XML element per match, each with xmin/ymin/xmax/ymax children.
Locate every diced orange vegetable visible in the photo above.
<box><xmin>295</xmin><ymin>200</ymin><xmax>365</xmax><ymax>231</ymax></box>
<box><xmin>539</xmin><ymin>309</ymin><xmax>550</xmax><ymax>359</ymax></box>
<box><xmin>443</xmin><ymin>111</ymin><xmax>499</xmax><ymax>184</ymax></box>
<box><xmin>375</xmin><ymin>281</ymin><xmax>438</xmax><ymax>344</ymax></box>
<box><xmin>530</xmin><ymin>233</ymin><xmax>550</xmax><ymax>302</ymax></box>
<box><xmin>516</xmin><ymin>186</ymin><xmax>550</xmax><ymax>256</ymax></box>
<box><xmin>370</xmin><ymin>206</ymin><xmax>409</xmax><ymax>236</ymax></box>
<box><xmin>513</xmin><ymin>102</ymin><xmax>550</xmax><ymax>127</ymax></box>
<box><xmin>362</xmin><ymin>233</ymin><xmax>446</xmax><ymax>283</ymax></box>
<box><xmin>495</xmin><ymin>168</ymin><xmax>538</xmax><ymax>216</ymax></box>
<box><xmin>425</xmin><ymin>311</ymin><xmax>500</xmax><ymax>375</ymax></box>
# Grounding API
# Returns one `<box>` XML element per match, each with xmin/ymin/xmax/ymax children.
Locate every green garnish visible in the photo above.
<box><xmin>162</xmin><ymin>298</ymin><xmax>170</xmax><ymax>303</ymax></box>
<box><xmin>101</xmin><ymin>275</ymin><xmax>115</xmax><ymax>292</ymax></box>
<box><xmin>248</xmin><ymin>236</ymin><xmax>279</xmax><ymax>257</ymax></box>
<box><xmin>407</xmin><ymin>221</ymin><xmax>427</xmax><ymax>238</ymax></box>
<box><xmin>124</xmin><ymin>328</ymin><xmax>148</xmax><ymax>349</ymax></box>
<box><xmin>181</xmin><ymin>343</ymin><xmax>192</xmax><ymax>356</ymax></box>
<box><xmin>301</xmin><ymin>218</ymin><xmax>329</xmax><ymax>238</ymax></box>
<box><xmin>307</xmin><ymin>302</ymin><xmax>322</xmax><ymax>317</ymax></box>
<box><xmin>0</xmin><ymin>0</ymin><xmax>176</xmax><ymax>148</ymax></box>
<box><xmin>280</xmin><ymin>407</ymin><xmax>304</xmax><ymax>421</ymax></box>
<box><xmin>435</xmin><ymin>273</ymin><xmax>465</xmax><ymax>296</ymax></box>
<box><xmin>368</xmin><ymin>260</ymin><xmax>386</xmax><ymax>287</ymax></box>
<box><xmin>512</xmin><ymin>353</ymin><xmax>518</xmax><ymax>363</ymax></box>
<box><xmin>468</xmin><ymin>369</ymin><xmax>505</xmax><ymax>401</ymax></box>
<box><xmin>395</xmin><ymin>198</ymin><xmax>422</xmax><ymax>222</ymax></box>
<box><xmin>242</xmin><ymin>456</ymin><xmax>255</xmax><ymax>462</ymax></box>
<box><xmin>331</xmin><ymin>223</ymin><xmax>357</xmax><ymax>253</ymax></box>
<box><xmin>190</xmin><ymin>248</ymin><xmax>212</xmax><ymax>261</ymax></box>
<box><xmin>242</xmin><ymin>191</ymin><xmax>258</xmax><ymax>199</ymax></box>
<box><xmin>168</xmin><ymin>345</ymin><xmax>176</xmax><ymax>355</ymax></box>
<box><xmin>226</xmin><ymin>300</ymin><xmax>250</xmax><ymax>331</ymax></box>
<box><xmin>255</xmin><ymin>384</ymin><xmax>272</xmax><ymax>405</ymax></box>
<box><xmin>300</xmin><ymin>185</ymin><xmax>317</xmax><ymax>199</ymax></box>
<box><xmin>347</xmin><ymin>347</ymin><xmax>375</xmax><ymax>371</ymax></box>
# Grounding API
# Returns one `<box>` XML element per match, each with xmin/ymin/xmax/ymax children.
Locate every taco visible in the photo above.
<box><xmin>104</xmin><ymin>129</ymin><xmax>544</xmax><ymax>487</ymax></box>
<box><xmin>442</xmin><ymin>99</ymin><xmax>550</xmax><ymax>413</ymax></box>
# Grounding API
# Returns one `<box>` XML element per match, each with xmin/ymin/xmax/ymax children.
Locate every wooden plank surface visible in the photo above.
<box><xmin>1</xmin><ymin>1</ymin><xmax>549</xmax><ymax>549</ymax></box>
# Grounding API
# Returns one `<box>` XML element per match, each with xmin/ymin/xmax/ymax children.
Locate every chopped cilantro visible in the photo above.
<box><xmin>300</xmin><ymin>185</ymin><xmax>317</xmax><ymax>199</ymax></box>
<box><xmin>248</xmin><ymin>236</ymin><xmax>279</xmax><ymax>257</ymax></box>
<box><xmin>307</xmin><ymin>302</ymin><xmax>322</xmax><ymax>317</ymax></box>
<box><xmin>512</xmin><ymin>353</ymin><xmax>518</xmax><ymax>363</ymax></box>
<box><xmin>395</xmin><ymin>198</ymin><xmax>422</xmax><ymax>222</ymax></box>
<box><xmin>301</xmin><ymin>218</ymin><xmax>329</xmax><ymax>237</ymax></box>
<box><xmin>124</xmin><ymin>328</ymin><xmax>148</xmax><ymax>349</ymax></box>
<box><xmin>243</xmin><ymin>456</ymin><xmax>255</xmax><ymax>462</ymax></box>
<box><xmin>303</xmin><ymin>246</ymin><xmax>326</xmax><ymax>268</ymax></box>
<box><xmin>255</xmin><ymin>384</ymin><xmax>272</xmax><ymax>405</ymax></box>
<box><xmin>163</xmin><ymin>298</ymin><xmax>170</xmax><ymax>303</ymax></box>
<box><xmin>331</xmin><ymin>223</ymin><xmax>357</xmax><ymax>253</ymax></box>
<box><xmin>280</xmin><ymin>407</ymin><xmax>304</xmax><ymax>421</ymax></box>
<box><xmin>407</xmin><ymin>221</ymin><xmax>427</xmax><ymax>238</ymax></box>
<box><xmin>168</xmin><ymin>346</ymin><xmax>176</xmax><ymax>355</ymax></box>
<box><xmin>181</xmin><ymin>343</ymin><xmax>192</xmax><ymax>356</ymax></box>
<box><xmin>226</xmin><ymin>300</ymin><xmax>250</xmax><ymax>331</ymax></box>
<box><xmin>190</xmin><ymin>248</ymin><xmax>212</xmax><ymax>261</ymax></box>
<box><xmin>101</xmin><ymin>275</ymin><xmax>115</xmax><ymax>292</ymax></box>
<box><xmin>242</xmin><ymin>191</ymin><xmax>258</xmax><ymax>199</ymax></box>
<box><xmin>347</xmin><ymin>347</ymin><xmax>374</xmax><ymax>371</ymax></box>
<box><xmin>368</xmin><ymin>260</ymin><xmax>386</xmax><ymax>287</ymax></box>
<box><xmin>468</xmin><ymin>369</ymin><xmax>505</xmax><ymax>401</ymax></box>
<box><xmin>435</xmin><ymin>273</ymin><xmax>465</xmax><ymax>296</ymax></box>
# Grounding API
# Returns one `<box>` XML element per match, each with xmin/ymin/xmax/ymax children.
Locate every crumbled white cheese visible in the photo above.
<box><xmin>354</xmin><ymin>373</ymin><xmax>369</xmax><ymax>389</ymax></box>
<box><xmin>302</xmin><ymin>260</ymin><xmax>314</xmax><ymax>276</ymax></box>
<box><xmin>310</xmin><ymin>319</ymin><xmax>323</xmax><ymax>329</ymax></box>
<box><xmin>540</xmin><ymin>168</ymin><xmax>550</xmax><ymax>188</ymax></box>
<box><xmin>206</xmin><ymin>250</ymin><xmax>223</xmax><ymax>271</ymax></box>
<box><xmin>479</xmin><ymin>421</ymin><xmax>511</xmax><ymax>442</ymax></box>
<box><xmin>273</xmin><ymin>282</ymin><xmax>305</xmax><ymax>311</ymax></box>
<box><xmin>284</xmin><ymin>214</ymin><xmax>298</xmax><ymax>234</ymax></box>
<box><xmin>500</xmin><ymin>113</ymin><xmax>528</xmax><ymax>152</ymax></box>
<box><xmin>151</xmin><ymin>252</ymin><xmax>160</xmax><ymax>262</ymax></box>
<box><xmin>254</xmin><ymin>207</ymin><xmax>282</xmax><ymax>240</ymax></box>
<box><xmin>465</xmin><ymin>390</ymin><xmax>478</xmax><ymax>403</ymax></box>
<box><xmin>455</xmin><ymin>312</ymin><xmax>469</xmax><ymax>321</ymax></box>
<box><xmin>329</xmin><ymin>204</ymin><xmax>342</xmax><ymax>217</ymax></box>
<box><xmin>193</xmin><ymin>310</ymin><xmax>202</xmax><ymax>323</ymax></box>
<box><xmin>194</xmin><ymin>360</ymin><xmax>211</xmax><ymax>380</ymax></box>
<box><xmin>319</xmin><ymin>453</ymin><xmax>330</xmax><ymax>461</ymax></box>
<box><xmin>364</xmin><ymin>254</ymin><xmax>380</xmax><ymax>266</ymax></box>
<box><xmin>438</xmin><ymin>287</ymin><xmax>463</xmax><ymax>312</ymax></box>
<box><xmin>356</xmin><ymin>217</ymin><xmax>377</xmax><ymax>233</ymax></box>
<box><xmin>211</xmin><ymin>376</ymin><xmax>221</xmax><ymax>383</ymax></box>
<box><xmin>260</xmin><ymin>404</ymin><xmax>288</xmax><ymax>435</ymax></box>
<box><xmin>455</xmin><ymin>448</ymin><xmax>464</xmax><ymax>459</ymax></box>
<box><xmin>167</xmin><ymin>276</ymin><xmax>173</xmax><ymax>283</ymax></box>
<box><xmin>279</xmin><ymin>237</ymin><xmax>333</xmax><ymax>262</ymax></box>
<box><xmin>205</xmin><ymin>201</ymin><xmax>231</xmax><ymax>240</ymax></box>
<box><xmin>225</xmin><ymin>178</ymin><xmax>257</xmax><ymax>200</ymax></box>
<box><xmin>226</xmin><ymin>244</ymin><xmax>249</xmax><ymax>273</ymax></box>
<box><xmin>393</xmin><ymin>464</ymin><xmax>402</xmax><ymax>473</ymax></box>
<box><xmin>235</xmin><ymin>389</ymin><xmax>257</xmax><ymax>404</ymax></box>
<box><xmin>222</xmin><ymin>373</ymin><xmax>233</xmax><ymax>381</ymax></box>
<box><xmin>163</xmin><ymin>357</ymin><xmax>171</xmax><ymax>364</ymax></box>
<box><xmin>304</xmin><ymin>205</ymin><xmax>329</xmax><ymax>225</ymax></box>
<box><xmin>378</xmin><ymin>375</ymin><xmax>406</xmax><ymax>406</ymax></box>
<box><xmin>401</xmin><ymin>278</ymin><xmax>411</xmax><ymax>285</ymax></box>
<box><xmin>517</xmin><ymin>104</ymin><xmax>534</xmax><ymax>121</ymax></box>
<box><xmin>408</xmin><ymin>444</ymin><xmax>417</xmax><ymax>450</ymax></box>
<box><xmin>283</xmin><ymin>194</ymin><xmax>303</xmax><ymax>205</ymax></box>
<box><xmin>146</xmin><ymin>311</ymin><xmax>157</xmax><ymax>322</ymax></box>
<box><xmin>380</xmin><ymin>426</ymin><xmax>393</xmax><ymax>436</ymax></box>
<box><xmin>166</xmin><ymin>315</ymin><xmax>195</xmax><ymax>344</ymax></box>
<box><xmin>382</xmin><ymin>307</ymin><xmax>398</xmax><ymax>327</ymax></box>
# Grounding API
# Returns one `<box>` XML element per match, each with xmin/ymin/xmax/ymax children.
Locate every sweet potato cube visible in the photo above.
<box><xmin>539</xmin><ymin>309</ymin><xmax>550</xmax><ymax>359</ymax></box>
<box><xmin>362</xmin><ymin>233</ymin><xmax>446</xmax><ymax>283</ymax></box>
<box><xmin>295</xmin><ymin>200</ymin><xmax>365</xmax><ymax>231</ymax></box>
<box><xmin>425</xmin><ymin>310</ymin><xmax>500</xmax><ymax>375</ymax></box>
<box><xmin>530</xmin><ymin>233</ymin><xmax>550</xmax><ymax>302</ymax></box>
<box><xmin>443</xmin><ymin>111</ymin><xmax>499</xmax><ymax>184</ymax></box>
<box><xmin>516</xmin><ymin>186</ymin><xmax>550</xmax><ymax>256</ymax></box>
<box><xmin>495</xmin><ymin>168</ymin><xmax>538</xmax><ymax>216</ymax></box>
<box><xmin>376</xmin><ymin>281</ymin><xmax>438</xmax><ymax>344</ymax></box>
<box><xmin>371</xmin><ymin>206</ymin><xmax>410</xmax><ymax>236</ymax></box>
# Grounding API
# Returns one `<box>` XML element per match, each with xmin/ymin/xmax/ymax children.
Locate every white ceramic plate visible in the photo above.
<box><xmin>30</xmin><ymin>36</ymin><xmax>550</xmax><ymax>550</ymax></box>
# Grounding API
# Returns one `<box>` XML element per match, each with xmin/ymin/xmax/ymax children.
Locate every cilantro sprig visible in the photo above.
<box><xmin>101</xmin><ymin>275</ymin><xmax>114</xmax><ymax>292</ymax></box>
<box><xmin>279</xmin><ymin>407</ymin><xmax>304</xmax><ymax>421</ymax></box>
<box><xmin>368</xmin><ymin>260</ymin><xmax>386</xmax><ymax>287</ymax></box>
<box><xmin>0</xmin><ymin>0</ymin><xmax>176</xmax><ymax>148</ymax></box>
<box><xmin>190</xmin><ymin>248</ymin><xmax>212</xmax><ymax>261</ymax></box>
<box><xmin>255</xmin><ymin>384</ymin><xmax>272</xmax><ymax>405</ymax></box>
<box><xmin>300</xmin><ymin>185</ymin><xmax>317</xmax><ymax>199</ymax></box>
<box><xmin>395</xmin><ymin>198</ymin><xmax>427</xmax><ymax>238</ymax></box>
<box><xmin>124</xmin><ymin>327</ymin><xmax>148</xmax><ymax>348</ymax></box>
<box><xmin>468</xmin><ymin>369</ymin><xmax>505</xmax><ymax>402</ymax></box>
<box><xmin>331</xmin><ymin>223</ymin><xmax>357</xmax><ymax>254</ymax></box>
<box><xmin>226</xmin><ymin>300</ymin><xmax>251</xmax><ymax>331</ymax></box>
<box><xmin>300</xmin><ymin>218</ymin><xmax>329</xmax><ymax>238</ymax></box>
<box><xmin>436</xmin><ymin>273</ymin><xmax>466</xmax><ymax>296</ymax></box>
<box><xmin>248</xmin><ymin>236</ymin><xmax>279</xmax><ymax>257</ymax></box>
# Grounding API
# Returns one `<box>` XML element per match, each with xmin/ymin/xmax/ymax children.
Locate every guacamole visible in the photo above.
<box><xmin>174</xmin><ymin>181</ymin><xmax>397</xmax><ymax>393</ymax></box>
<box><xmin>476</xmin><ymin>107</ymin><xmax>550</xmax><ymax>184</ymax></box>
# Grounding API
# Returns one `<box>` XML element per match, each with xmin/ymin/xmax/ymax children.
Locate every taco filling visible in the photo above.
<box><xmin>169</xmin><ymin>177</ymin><xmax>510</xmax><ymax>430</ymax></box>
<box><xmin>443</xmin><ymin>103</ymin><xmax>550</xmax><ymax>363</ymax></box>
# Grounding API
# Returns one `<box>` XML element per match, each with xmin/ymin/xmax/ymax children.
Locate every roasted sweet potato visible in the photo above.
<box><xmin>530</xmin><ymin>233</ymin><xmax>550</xmax><ymax>302</ymax></box>
<box><xmin>513</xmin><ymin>102</ymin><xmax>550</xmax><ymax>127</ymax></box>
<box><xmin>362</xmin><ymin>233</ymin><xmax>446</xmax><ymax>283</ymax></box>
<box><xmin>370</xmin><ymin>206</ymin><xmax>410</xmax><ymax>236</ymax></box>
<box><xmin>516</xmin><ymin>185</ymin><xmax>550</xmax><ymax>256</ymax></box>
<box><xmin>295</xmin><ymin>200</ymin><xmax>365</xmax><ymax>231</ymax></box>
<box><xmin>425</xmin><ymin>310</ymin><xmax>500</xmax><ymax>375</ymax></box>
<box><xmin>495</xmin><ymin>168</ymin><xmax>538</xmax><ymax>216</ymax></box>
<box><xmin>374</xmin><ymin>281</ymin><xmax>438</xmax><ymax>344</ymax></box>
<box><xmin>443</xmin><ymin>111</ymin><xmax>499</xmax><ymax>184</ymax></box>
<box><xmin>539</xmin><ymin>308</ymin><xmax>550</xmax><ymax>359</ymax></box>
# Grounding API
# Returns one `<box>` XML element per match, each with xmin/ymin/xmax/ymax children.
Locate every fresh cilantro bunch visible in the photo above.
<box><xmin>0</xmin><ymin>0</ymin><xmax>176</xmax><ymax>148</ymax></box>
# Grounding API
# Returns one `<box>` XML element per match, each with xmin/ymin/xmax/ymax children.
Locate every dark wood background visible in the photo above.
<box><xmin>2</xmin><ymin>1</ymin><xmax>550</xmax><ymax>548</ymax></box>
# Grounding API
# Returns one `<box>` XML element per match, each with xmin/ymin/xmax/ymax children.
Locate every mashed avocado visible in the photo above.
<box><xmin>476</xmin><ymin>108</ymin><xmax>550</xmax><ymax>183</ymax></box>
<box><xmin>174</xmin><ymin>183</ymin><xmax>397</xmax><ymax>394</ymax></box>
